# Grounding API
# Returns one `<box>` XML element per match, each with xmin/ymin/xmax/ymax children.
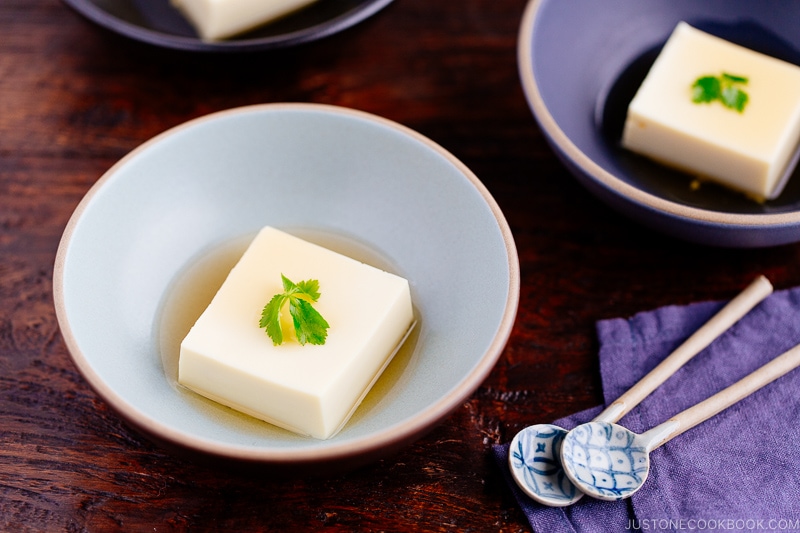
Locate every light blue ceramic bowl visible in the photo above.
<box><xmin>54</xmin><ymin>103</ymin><xmax>519</xmax><ymax>471</ymax></box>
<box><xmin>519</xmin><ymin>0</ymin><xmax>800</xmax><ymax>247</ymax></box>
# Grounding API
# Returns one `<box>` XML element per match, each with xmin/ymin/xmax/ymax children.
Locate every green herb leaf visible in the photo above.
<box><xmin>290</xmin><ymin>298</ymin><xmax>329</xmax><ymax>346</ymax></box>
<box><xmin>722</xmin><ymin>72</ymin><xmax>748</xmax><ymax>84</ymax></box>
<box><xmin>296</xmin><ymin>278</ymin><xmax>321</xmax><ymax>301</ymax></box>
<box><xmin>692</xmin><ymin>75</ymin><xmax>720</xmax><ymax>103</ymax></box>
<box><xmin>721</xmin><ymin>86</ymin><xmax>748</xmax><ymax>112</ymax></box>
<box><xmin>691</xmin><ymin>72</ymin><xmax>749</xmax><ymax>113</ymax></box>
<box><xmin>259</xmin><ymin>293</ymin><xmax>287</xmax><ymax>345</ymax></box>
<box><xmin>260</xmin><ymin>274</ymin><xmax>330</xmax><ymax>346</ymax></box>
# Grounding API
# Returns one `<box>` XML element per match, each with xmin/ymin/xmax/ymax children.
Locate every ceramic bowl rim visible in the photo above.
<box><xmin>52</xmin><ymin>102</ymin><xmax>520</xmax><ymax>464</ymax></box>
<box><xmin>61</xmin><ymin>0</ymin><xmax>395</xmax><ymax>52</ymax></box>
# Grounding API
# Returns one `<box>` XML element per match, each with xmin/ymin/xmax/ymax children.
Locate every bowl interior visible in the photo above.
<box><xmin>63</xmin><ymin>0</ymin><xmax>394</xmax><ymax>51</ymax></box>
<box><xmin>526</xmin><ymin>0</ymin><xmax>800</xmax><ymax>215</ymax></box>
<box><xmin>56</xmin><ymin>104</ymin><xmax>517</xmax><ymax>461</ymax></box>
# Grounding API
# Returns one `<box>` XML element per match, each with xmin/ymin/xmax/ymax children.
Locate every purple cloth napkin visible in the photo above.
<box><xmin>494</xmin><ymin>286</ymin><xmax>800</xmax><ymax>532</ymax></box>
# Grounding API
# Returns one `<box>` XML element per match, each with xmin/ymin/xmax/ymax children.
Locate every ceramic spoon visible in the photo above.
<box><xmin>507</xmin><ymin>275</ymin><xmax>772</xmax><ymax>506</ymax></box>
<box><xmin>560</xmin><ymin>341</ymin><xmax>800</xmax><ymax>501</ymax></box>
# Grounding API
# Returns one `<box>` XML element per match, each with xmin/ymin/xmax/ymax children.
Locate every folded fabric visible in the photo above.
<box><xmin>494</xmin><ymin>286</ymin><xmax>800</xmax><ymax>532</ymax></box>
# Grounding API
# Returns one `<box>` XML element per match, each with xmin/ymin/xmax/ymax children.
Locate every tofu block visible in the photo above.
<box><xmin>171</xmin><ymin>0</ymin><xmax>318</xmax><ymax>41</ymax></box>
<box><xmin>621</xmin><ymin>22</ymin><xmax>800</xmax><ymax>200</ymax></box>
<box><xmin>178</xmin><ymin>227</ymin><xmax>414</xmax><ymax>439</ymax></box>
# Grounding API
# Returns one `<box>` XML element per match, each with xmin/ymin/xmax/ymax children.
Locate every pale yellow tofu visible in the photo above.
<box><xmin>172</xmin><ymin>0</ymin><xmax>318</xmax><ymax>41</ymax></box>
<box><xmin>178</xmin><ymin>227</ymin><xmax>414</xmax><ymax>439</ymax></box>
<box><xmin>622</xmin><ymin>22</ymin><xmax>800</xmax><ymax>200</ymax></box>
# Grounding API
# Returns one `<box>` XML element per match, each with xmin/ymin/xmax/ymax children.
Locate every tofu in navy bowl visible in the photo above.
<box><xmin>518</xmin><ymin>0</ymin><xmax>800</xmax><ymax>247</ymax></box>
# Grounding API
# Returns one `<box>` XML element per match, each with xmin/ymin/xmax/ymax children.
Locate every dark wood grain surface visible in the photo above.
<box><xmin>4</xmin><ymin>1</ymin><xmax>800</xmax><ymax>531</ymax></box>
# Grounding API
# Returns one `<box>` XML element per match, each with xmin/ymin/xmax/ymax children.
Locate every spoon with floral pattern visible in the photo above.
<box><xmin>508</xmin><ymin>276</ymin><xmax>772</xmax><ymax>506</ymax></box>
<box><xmin>560</xmin><ymin>341</ymin><xmax>800</xmax><ymax>501</ymax></box>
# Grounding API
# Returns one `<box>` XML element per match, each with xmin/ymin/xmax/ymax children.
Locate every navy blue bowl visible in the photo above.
<box><xmin>519</xmin><ymin>0</ymin><xmax>800</xmax><ymax>247</ymax></box>
<box><xmin>62</xmin><ymin>0</ymin><xmax>393</xmax><ymax>52</ymax></box>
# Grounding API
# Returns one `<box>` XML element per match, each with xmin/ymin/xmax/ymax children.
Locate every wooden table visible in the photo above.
<box><xmin>4</xmin><ymin>1</ymin><xmax>800</xmax><ymax>531</ymax></box>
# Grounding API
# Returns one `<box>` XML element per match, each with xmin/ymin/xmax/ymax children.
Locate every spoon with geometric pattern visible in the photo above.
<box><xmin>508</xmin><ymin>276</ymin><xmax>772</xmax><ymax>506</ymax></box>
<box><xmin>560</xmin><ymin>341</ymin><xmax>800</xmax><ymax>501</ymax></box>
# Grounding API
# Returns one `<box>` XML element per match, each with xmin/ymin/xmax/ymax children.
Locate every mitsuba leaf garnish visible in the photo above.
<box><xmin>259</xmin><ymin>274</ymin><xmax>330</xmax><ymax>346</ymax></box>
<box><xmin>691</xmin><ymin>72</ymin><xmax>749</xmax><ymax>113</ymax></box>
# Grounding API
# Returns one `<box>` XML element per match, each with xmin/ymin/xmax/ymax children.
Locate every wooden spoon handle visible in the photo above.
<box><xmin>595</xmin><ymin>275</ymin><xmax>773</xmax><ymax>423</ymax></box>
<box><xmin>646</xmin><ymin>341</ymin><xmax>800</xmax><ymax>450</ymax></box>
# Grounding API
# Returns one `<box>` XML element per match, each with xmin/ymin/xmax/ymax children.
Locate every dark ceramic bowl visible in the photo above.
<box><xmin>519</xmin><ymin>0</ymin><xmax>800</xmax><ymax>247</ymax></box>
<box><xmin>62</xmin><ymin>0</ymin><xmax>393</xmax><ymax>52</ymax></box>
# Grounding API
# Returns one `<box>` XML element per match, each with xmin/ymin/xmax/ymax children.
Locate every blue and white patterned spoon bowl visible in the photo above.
<box><xmin>560</xmin><ymin>422</ymin><xmax>650</xmax><ymax>501</ymax></box>
<box><xmin>508</xmin><ymin>424</ymin><xmax>583</xmax><ymax>506</ymax></box>
<box><xmin>562</xmin><ymin>339</ymin><xmax>800</xmax><ymax>502</ymax></box>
